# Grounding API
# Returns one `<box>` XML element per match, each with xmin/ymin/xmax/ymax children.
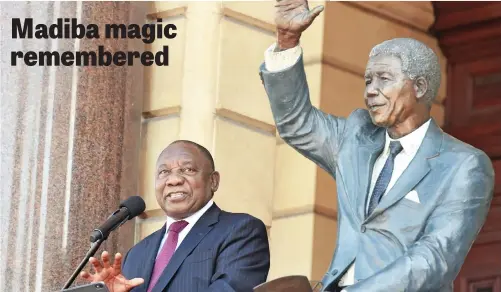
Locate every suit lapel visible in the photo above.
<box><xmin>151</xmin><ymin>204</ymin><xmax>220</xmax><ymax>292</ymax></box>
<box><xmin>365</xmin><ymin>120</ymin><xmax>443</xmax><ymax>222</ymax></box>
<box><xmin>356</xmin><ymin>142</ymin><xmax>384</xmax><ymax>221</ymax></box>
<box><xmin>139</xmin><ymin>226</ymin><xmax>166</xmax><ymax>290</ymax></box>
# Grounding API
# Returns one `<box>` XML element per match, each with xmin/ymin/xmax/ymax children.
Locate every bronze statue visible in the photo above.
<box><xmin>259</xmin><ymin>0</ymin><xmax>495</xmax><ymax>291</ymax></box>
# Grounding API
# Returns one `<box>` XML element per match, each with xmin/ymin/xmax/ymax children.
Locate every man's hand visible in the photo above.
<box><xmin>275</xmin><ymin>0</ymin><xmax>324</xmax><ymax>50</ymax></box>
<box><xmin>80</xmin><ymin>251</ymin><xmax>144</xmax><ymax>292</ymax></box>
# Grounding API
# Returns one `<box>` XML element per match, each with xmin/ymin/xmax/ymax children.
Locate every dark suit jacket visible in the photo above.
<box><xmin>259</xmin><ymin>55</ymin><xmax>495</xmax><ymax>292</ymax></box>
<box><xmin>121</xmin><ymin>203</ymin><xmax>270</xmax><ymax>292</ymax></box>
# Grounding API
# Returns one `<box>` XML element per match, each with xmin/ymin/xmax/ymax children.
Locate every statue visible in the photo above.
<box><xmin>258</xmin><ymin>0</ymin><xmax>495</xmax><ymax>291</ymax></box>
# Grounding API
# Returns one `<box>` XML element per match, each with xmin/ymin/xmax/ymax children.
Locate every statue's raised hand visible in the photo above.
<box><xmin>275</xmin><ymin>0</ymin><xmax>324</xmax><ymax>49</ymax></box>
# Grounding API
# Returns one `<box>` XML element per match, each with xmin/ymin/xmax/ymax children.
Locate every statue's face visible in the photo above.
<box><xmin>364</xmin><ymin>55</ymin><xmax>417</xmax><ymax>128</ymax></box>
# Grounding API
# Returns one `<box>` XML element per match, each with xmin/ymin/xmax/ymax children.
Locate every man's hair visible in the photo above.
<box><xmin>369</xmin><ymin>38</ymin><xmax>441</xmax><ymax>105</ymax></box>
<box><xmin>169</xmin><ymin>140</ymin><xmax>215</xmax><ymax>171</ymax></box>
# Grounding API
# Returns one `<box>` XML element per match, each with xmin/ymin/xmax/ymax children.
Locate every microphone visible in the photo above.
<box><xmin>89</xmin><ymin>195</ymin><xmax>146</xmax><ymax>242</ymax></box>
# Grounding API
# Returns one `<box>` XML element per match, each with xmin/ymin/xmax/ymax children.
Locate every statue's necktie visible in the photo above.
<box><xmin>367</xmin><ymin>141</ymin><xmax>403</xmax><ymax>216</ymax></box>
<box><xmin>147</xmin><ymin>220</ymin><xmax>189</xmax><ymax>292</ymax></box>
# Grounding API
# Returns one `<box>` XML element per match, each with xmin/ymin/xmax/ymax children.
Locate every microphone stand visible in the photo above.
<box><xmin>62</xmin><ymin>238</ymin><xmax>104</xmax><ymax>290</ymax></box>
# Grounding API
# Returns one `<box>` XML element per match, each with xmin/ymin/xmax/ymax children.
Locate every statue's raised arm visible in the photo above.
<box><xmin>260</xmin><ymin>0</ymin><xmax>344</xmax><ymax>174</ymax></box>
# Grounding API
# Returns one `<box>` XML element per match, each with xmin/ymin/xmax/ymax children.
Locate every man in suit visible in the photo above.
<box><xmin>259</xmin><ymin>0</ymin><xmax>495</xmax><ymax>291</ymax></box>
<box><xmin>80</xmin><ymin>140</ymin><xmax>270</xmax><ymax>292</ymax></box>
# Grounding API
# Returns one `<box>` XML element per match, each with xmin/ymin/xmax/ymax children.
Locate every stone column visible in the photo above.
<box><xmin>178</xmin><ymin>2</ymin><xmax>221</xmax><ymax>150</ymax></box>
<box><xmin>138</xmin><ymin>1</ymin><xmax>276</xmax><ymax>255</ymax></box>
<box><xmin>0</xmin><ymin>1</ymin><xmax>146</xmax><ymax>291</ymax></box>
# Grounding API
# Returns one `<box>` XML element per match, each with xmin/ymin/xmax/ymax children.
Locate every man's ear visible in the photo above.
<box><xmin>414</xmin><ymin>76</ymin><xmax>428</xmax><ymax>100</ymax></box>
<box><xmin>210</xmin><ymin>171</ymin><xmax>220</xmax><ymax>193</ymax></box>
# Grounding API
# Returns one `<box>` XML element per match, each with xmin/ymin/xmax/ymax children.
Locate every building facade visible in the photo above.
<box><xmin>5</xmin><ymin>1</ymin><xmax>481</xmax><ymax>291</ymax></box>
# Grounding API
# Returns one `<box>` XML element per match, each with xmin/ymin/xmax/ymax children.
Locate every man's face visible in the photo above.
<box><xmin>364</xmin><ymin>55</ymin><xmax>417</xmax><ymax>128</ymax></box>
<box><xmin>155</xmin><ymin>143</ymin><xmax>219</xmax><ymax>219</ymax></box>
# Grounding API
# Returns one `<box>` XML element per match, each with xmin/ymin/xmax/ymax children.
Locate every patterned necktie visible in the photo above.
<box><xmin>147</xmin><ymin>220</ymin><xmax>189</xmax><ymax>292</ymax></box>
<box><xmin>367</xmin><ymin>141</ymin><xmax>403</xmax><ymax>216</ymax></box>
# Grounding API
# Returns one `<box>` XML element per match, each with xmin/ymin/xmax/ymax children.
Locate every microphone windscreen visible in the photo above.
<box><xmin>120</xmin><ymin>196</ymin><xmax>146</xmax><ymax>218</ymax></box>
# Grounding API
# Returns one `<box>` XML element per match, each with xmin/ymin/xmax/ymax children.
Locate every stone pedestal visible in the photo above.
<box><xmin>0</xmin><ymin>2</ymin><xmax>146</xmax><ymax>291</ymax></box>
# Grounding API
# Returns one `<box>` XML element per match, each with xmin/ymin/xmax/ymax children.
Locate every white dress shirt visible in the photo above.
<box><xmin>264</xmin><ymin>42</ymin><xmax>431</xmax><ymax>288</ymax></box>
<box><xmin>156</xmin><ymin>199</ymin><xmax>214</xmax><ymax>257</ymax></box>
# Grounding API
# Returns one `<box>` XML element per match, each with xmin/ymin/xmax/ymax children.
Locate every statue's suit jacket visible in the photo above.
<box><xmin>259</xmin><ymin>55</ymin><xmax>495</xmax><ymax>292</ymax></box>
<box><xmin>121</xmin><ymin>203</ymin><xmax>270</xmax><ymax>292</ymax></box>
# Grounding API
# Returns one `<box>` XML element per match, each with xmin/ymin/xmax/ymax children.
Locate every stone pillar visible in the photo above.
<box><xmin>0</xmin><ymin>1</ymin><xmax>145</xmax><ymax>291</ymax></box>
<box><xmin>178</xmin><ymin>2</ymin><xmax>221</xmax><ymax>150</ymax></box>
<box><xmin>138</xmin><ymin>1</ymin><xmax>276</xmax><ymax>254</ymax></box>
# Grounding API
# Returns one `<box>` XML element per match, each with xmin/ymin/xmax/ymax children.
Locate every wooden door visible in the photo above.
<box><xmin>432</xmin><ymin>2</ymin><xmax>501</xmax><ymax>292</ymax></box>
